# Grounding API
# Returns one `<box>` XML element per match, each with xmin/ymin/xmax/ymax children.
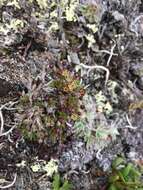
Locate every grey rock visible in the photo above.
<box><xmin>130</xmin><ymin>15</ymin><xmax>143</xmax><ymax>36</ymax></box>
<box><xmin>137</xmin><ymin>76</ymin><xmax>143</xmax><ymax>90</ymax></box>
<box><xmin>130</xmin><ymin>63</ymin><xmax>143</xmax><ymax>77</ymax></box>
<box><xmin>112</xmin><ymin>11</ymin><xmax>125</xmax><ymax>22</ymax></box>
<box><xmin>68</xmin><ymin>52</ymin><xmax>80</xmax><ymax>65</ymax></box>
<box><xmin>59</xmin><ymin>140</ymin><xmax>95</xmax><ymax>172</ymax></box>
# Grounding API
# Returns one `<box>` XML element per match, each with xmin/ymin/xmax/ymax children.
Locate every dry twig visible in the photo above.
<box><xmin>0</xmin><ymin>173</ymin><xmax>17</xmax><ymax>189</ymax></box>
<box><xmin>106</xmin><ymin>42</ymin><xmax>116</xmax><ymax>66</ymax></box>
<box><xmin>76</xmin><ymin>62</ymin><xmax>110</xmax><ymax>85</ymax></box>
<box><xmin>0</xmin><ymin>101</ymin><xmax>18</xmax><ymax>137</ymax></box>
<box><xmin>125</xmin><ymin>114</ymin><xmax>137</xmax><ymax>130</ymax></box>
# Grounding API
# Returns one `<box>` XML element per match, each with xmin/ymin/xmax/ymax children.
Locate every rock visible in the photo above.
<box><xmin>112</xmin><ymin>11</ymin><xmax>125</xmax><ymax>22</ymax></box>
<box><xmin>130</xmin><ymin>15</ymin><xmax>143</xmax><ymax>36</ymax></box>
<box><xmin>68</xmin><ymin>52</ymin><xmax>80</xmax><ymax>65</ymax></box>
<box><xmin>130</xmin><ymin>63</ymin><xmax>143</xmax><ymax>77</ymax></box>
<box><xmin>59</xmin><ymin>140</ymin><xmax>95</xmax><ymax>172</ymax></box>
<box><xmin>129</xmin><ymin>63</ymin><xmax>143</xmax><ymax>90</ymax></box>
<box><xmin>137</xmin><ymin>76</ymin><xmax>143</xmax><ymax>90</ymax></box>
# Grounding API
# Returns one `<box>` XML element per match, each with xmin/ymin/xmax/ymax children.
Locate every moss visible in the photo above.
<box><xmin>20</xmin><ymin>95</ymin><xmax>30</xmax><ymax>105</ymax></box>
<box><xmin>80</xmin><ymin>4</ymin><xmax>101</xmax><ymax>24</ymax></box>
<box><xmin>17</xmin><ymin>68</ymin><xmax>83</xmax><ymax>144</ymax></box>
<box><xmin>20</xmin><ymin>123</ymin><xmax>38</xmax><ymax>141</ymax></box>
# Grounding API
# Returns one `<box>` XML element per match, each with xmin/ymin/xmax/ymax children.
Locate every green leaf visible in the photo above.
<box><xmin>108</xmin><ymin>157</ymin><xmax>143</xmax><ymax>190</ymax></box>
<box><xmin>109</xmin><ymin>174</ymin><xmax>120</xmax><ymax>183</ymax></box>
<box><xmin>121</xmin><ymin>163</ymin><xmax>133</xmax><ymax>179</ymax></box>
<box><xmin>52</xmin><ymin>174</ymin><xmax>72</xmax><ymax>190</ymax></box>
<box><xmin>130</xmin><ymin>166</ymin><xmax>141</xmax><ymax>178</ymax></box>
<box><xmin>112</xmin><ymin>157</ymin><xmax>125</xmax><ymax>169</ymax></box>
<box><xmin>60</xmin><ymin>180</ymin><xmax>72</xmax><ymax>190</ymax></box>
<box><xmin>108</xmin><ymin>184</ymin><xmax>118</xmax><ymax>190</ymax></box>
<box><xmin>74</xmin><ymin>121</ymin><xmax>85</xmax><ymax>135</ymax></box>
<box><xmin>53</xmin><ymin>174</ymin><xmax>61</xmax><ymax>190</ymax></box>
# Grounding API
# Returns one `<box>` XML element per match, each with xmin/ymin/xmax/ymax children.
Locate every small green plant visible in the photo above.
<box><xmin>17</xmin><ymin>67</ymin><xmax>83</xmax><ymax>143</ymax></box>
<box><xmin>79</xmin><ymin>3</ymin><xmax>102</xmax><ymax>23</ymax></box>
<box><xmin>108</xmin><ymin>157</ymin><xmax>143</xmax><ymax>190</ymax></box>
<box><xmin>52</xmin><ymin>174</ymin><xmax>72</xmax><ymax>190</ymax></box>
<box><xmin>74</xmin><ymin>94</ymin><xmax>119</xmax><ymax>149</ymax></box>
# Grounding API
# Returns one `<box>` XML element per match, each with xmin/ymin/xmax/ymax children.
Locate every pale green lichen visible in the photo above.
<box><xmin>31</xmin><ymin>164</ymin><xmax>41</xmax><ymax>172</ymax></box>
<box><xmin>85</xmin><ymin>34</ymin><xmax>96</xmax><ymax>48</ymax></box>
<box><xmin>107</xmin><ymin>80</ymin><xmax>118</xmax><ymax>104</ymax></box>
<box><xmin>16</xmin><ymin>160</ymin><xmax>27</xmax><ymax>168</ymax></box>
<box><xmin>95</xmin><ymin>91</ymin><xmax>113</xmax><ymax>115</ymax></box>
<box><xmin>7</xmin><ymin>0</ymin><xmax>20</xmax><ymax>8</ymax></box>
<box><xmin>0</xmin><ymin>19</ymin><xmax>25</xmax><ymax>35</ymax></box>
<box><xmin>87</xmin><ymin>24</ymin><xmax>98</xmax><ymax>33</ymax></box>
<box><xmin>43</xmin><ymin>159</ymin><xmax>58</xmax><ymax>177</ymax></box>
<box><xmin>0</xmin><ymin>0</ymin><xmax>20</xmax><ymax>8</ymax></box>
<box><xmin>31</xmin><ymin>159</ymin><xmax>58</xmax><ymax>177</ymax></box>
<box><xmin>74</xmin><ymin>94</ymin><xmax>118</xmax><ymax>150</ymax></box>
<box><xmin>65</xmin><ymin>0</ymin><xmax>79</xmax><ymax>22</ymax></box>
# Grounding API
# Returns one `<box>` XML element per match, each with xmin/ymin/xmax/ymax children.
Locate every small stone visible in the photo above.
<box><xmin>112</xmin><ymin>11</ymin><xmax>125</xmax><ymax>22</ymax></box>
<box><xmin>69</xmin><ymin>52</ymin><xmax>80</xmax><ymax>65</ymax></box>
<box><xmin>130</xmin><ymin>15</ymin><xmax>143</xmax><ymax>36</ymax></box>
<box><xmin>130</xmin><ymin>64</ymin><xmax>143</xmax><ymax>77</ymax></box>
